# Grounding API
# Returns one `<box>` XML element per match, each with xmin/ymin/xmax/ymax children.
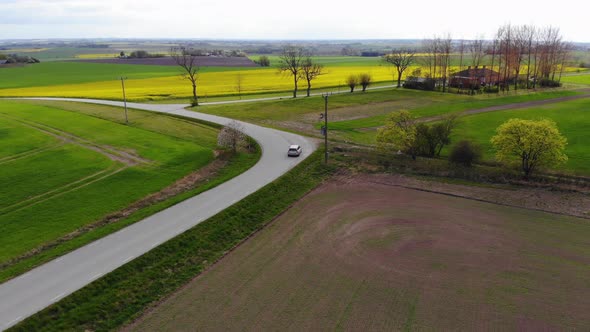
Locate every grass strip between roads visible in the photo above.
<box><xmin>11</xmin><ymin>149</ymin><xmax>333</xmax><ymax>332</ymax></box>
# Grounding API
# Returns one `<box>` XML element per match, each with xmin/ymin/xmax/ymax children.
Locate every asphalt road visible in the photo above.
<box><xmin>0</xmin><ymin>99</ymin><xmax>317</xmax><ymax>330</ymax></box>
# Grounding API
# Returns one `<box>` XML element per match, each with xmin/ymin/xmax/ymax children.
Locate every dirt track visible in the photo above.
<box><xmin>126</xmin><ymin>174</ymin><xmax>590</xmax><ymax>331</ymax></box>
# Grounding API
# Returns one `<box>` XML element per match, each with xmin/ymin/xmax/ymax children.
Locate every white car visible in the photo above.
<box><xmin>287</xmin><ymin>144</ymin><xmax>302</xmax><ymax>157</ymax></box>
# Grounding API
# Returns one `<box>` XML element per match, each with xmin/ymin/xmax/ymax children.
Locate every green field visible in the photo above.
<box><xmin>561</xmin><ymin>73</ymin><xmax>590</xmax><ymax>85</ymax></box>
<box><xmin>0</xmin><ymin>61</ymin><xmax>254</xmax><ymax>89</ymax></box>
<box><xmin>0</xmin><ymin>100</ymin><xmax>219</xmax><ymax>268</ymax></box>
<box><xmin>198</xmin><ymin>88</ymin><xmax>581</xmax><ymax>144</ymax></box>
<box><xmin>447</xmin><ymin>98</ymin><xmax>590</xmax><ymax>174</ymax></box>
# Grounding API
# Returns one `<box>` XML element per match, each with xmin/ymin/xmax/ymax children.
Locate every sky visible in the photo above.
<box><xmin>0</xmin><ymin>0</ymin><xmax>588</xmax><ymax>42</ymax></box>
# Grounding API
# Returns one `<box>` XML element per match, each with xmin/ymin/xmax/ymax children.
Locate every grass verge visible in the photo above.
<box><xmin>10</xmin><ymin>149</ymin><xmax>333</xmax><ymax>331</ymax></box>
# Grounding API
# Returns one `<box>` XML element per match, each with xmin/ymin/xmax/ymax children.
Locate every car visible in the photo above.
<box><xmin>287</xmin><ymin>144</ymin><xmax>302</xmax><ymax>157</ymax></box>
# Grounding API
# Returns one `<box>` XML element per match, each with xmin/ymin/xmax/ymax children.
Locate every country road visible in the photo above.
<box><xmin>0</xmin><ymin>98</ymin><xmax>317</xmax><ymax>330</ymax></box>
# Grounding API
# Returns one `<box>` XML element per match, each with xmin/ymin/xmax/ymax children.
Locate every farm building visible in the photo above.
<box><xmin>450</xmin><ymin>66</ymin><xmax>500</xmax><ymax>88</ymax></box>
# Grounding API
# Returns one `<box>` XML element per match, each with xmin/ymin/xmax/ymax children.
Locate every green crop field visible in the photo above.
<box><xmin>446</xmin><ymin>98</ymin><xmax>590</xmax><ymax>175</ymax></box>
<box><xmin>0</xmin><ymin>100</ymin><xmax>220</xmax><ymax>270</ymax></box>
<box><xmin>561</xmin><ymin>73</ymin><xmax>590</xmax><ymax>85</ymax></box>
<box><xmin>327</xmin><ymin>90</ymin><xmax>581</xmax><ymax>144</ymax></box>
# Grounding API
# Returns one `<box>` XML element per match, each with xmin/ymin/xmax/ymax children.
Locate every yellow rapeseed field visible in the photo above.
<box><xmin>0</xmin><ymin>66</ymin><xmax>399</xmax><ymax>100</ymax></box>
<box><xmin>0</xmin><ymin>64</ymin><xmax>579</xmax><ymax>101</ymax></box>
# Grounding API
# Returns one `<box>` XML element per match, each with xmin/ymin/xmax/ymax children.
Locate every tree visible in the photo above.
<box><xmin>235</xmin><ymin>73</ymin><xmax>244</xmax><ymax>99</ymax></box>
<box><xmin>491</xmin><ymin>118</ymin><xmax>567</xmax><ymax>179</ymax></box>
<box><xmin>129</xmin><ymin>50</ymin><xmax>149</xmax><ymax>58</ymax></box>
<box><xmin>300</xmin><ymin>57</ymin><xmax>324</xmax><ymax>97</ymax></box>
<box><xmin>346</xmin><ymin>74</ymin><xmax>359</xmax><ymax>92</ymax></box>
<box><xmin>258</xmin><ymin>55</ymin><xmax>270</xmax><ymax>67</ymax></box>
<box><xmin>278</xmin><ymin>45</ymin><xmax>306</xmax><ymax>98</ymax></box>
<box><xmin>383</xmin><ymin>49</ymin><xmax>416</xmax><ymax>87</ymax></box>
<box><xmin>376</xmin><ymin>110</ymin><xmax>420</xmax><ymax>160</ymax></box>
<box><xmin>217</xmin><ymin>120</ymin><xmax>246</xmax><ymax>153</ymax></box>
<box><xmin>359</xmin><ymin>73</ymin><xmax>372</xmax><ymax>92</ymax></box>
<box><xmin>170</xmin><ymin>46</ymin><xmax>200</xmax><ymax>106</ymax></box>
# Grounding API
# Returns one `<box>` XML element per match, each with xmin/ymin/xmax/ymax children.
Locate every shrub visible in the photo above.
<box><xmin>257</xmin><ymin>55</ymin><xmax>270</xmax><ymax>67</ymax></box>
<box><xmin>539</xmin><ymin>79</ymin><xmax>562</xmax><ymax>87</ymax></box>
<box><xmin>403</xmin><ymin>77</ymin><xmax>435</xmax><ymax>91</ymax></box>
<box><xmin>129</xmin><ymin>50</ymin><xmax>150</xmax><ymax>58</ymax></box>
<box><xmin>449</xmin><ymin>140</ymin><xmax>481</xmax><ymax>167</ymax></box>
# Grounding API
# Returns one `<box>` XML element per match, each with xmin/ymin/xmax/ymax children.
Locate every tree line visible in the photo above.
<box><xmin>383</xmin><ymin>24</ymin><xmax>572</xmax><ymax>93</ymax></box>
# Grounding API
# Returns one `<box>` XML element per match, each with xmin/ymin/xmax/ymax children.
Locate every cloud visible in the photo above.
<box><xmin>0</xmin><ymin>0</ymin><xmax>588</xmax><ymax>41</ymax></box>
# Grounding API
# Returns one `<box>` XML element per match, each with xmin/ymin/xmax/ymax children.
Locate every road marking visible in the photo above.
<box><xmin>50</xmin><ymin>293</ymin><xmax>65</xmax><ymax>302</ymax></box>
<box><xmin>6</xmin><ymin>316</ymin><xmax>23</xmax><ymax>328</ymax></box>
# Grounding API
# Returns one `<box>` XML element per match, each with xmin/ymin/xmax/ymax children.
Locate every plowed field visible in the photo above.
<box><xmin>128</xmin><ymin>175</ymin><xmax>590</xmax><ymax>331</ymax></box>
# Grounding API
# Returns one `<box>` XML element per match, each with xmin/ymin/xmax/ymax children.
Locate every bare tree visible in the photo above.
<box><xmin>278</xmin><ymin>45</ymin><xmax>306</xmax><ymax>98</ymax></box>
<box><xmin>359</xmin><ymin>73</ymin><xmax>372</xmax><ymax>91</ymax></box>
<box><xmin>300</xmin><ymin>56</ymin><xmax>324</xmax><ymax>97</ymax></box>
<box><xmin>346</xmin><ymin>74</ymin><xmax>359</xmax><ymax>92</ymax></box>
<box><xmin>438</xmin><ymin>35</ymin><xmax>452</xmax><ymax>93</ymax></box>
<box><xmin>217</xmin><ymin>120</ymin><xmax>246</xmax><ymax>153</ymax></box>
<box><xmin>170</xmin><ymin>46</ymin><xmax>200</xmax><ymax>106</ymax></box>
<box><xmin>235</xmin><ymin>73</ymin><xmax>244</xmax><ymax>99</ymax></box>
<box><xmin>383</xmin><ymin>49</ymin><xmax>416</xmax><ymax>87</ymax></box>
<box><xmin>468</xmin><ymin>37</ymin><xmax>486</xmax><ymax>92</ymax></box>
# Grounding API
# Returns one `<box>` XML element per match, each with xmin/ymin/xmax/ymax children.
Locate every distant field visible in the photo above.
<box><xmin>327</xmin><ymin>90</ymin><xmax>581</xmax><ymax>144</ymax></box>
<box><xmin>0</xmin><ymin>55</ymin><xmax>583</xmax><ymax>100</ymax></box>
<box><xmin>561</xmin><ymin>73</ymin><xmax>590</xmax><ymax>85</ymax></box>
<box><xmin>447</xmin><ymin>98</ymin><xmax>590</xmax><ymax>175</ymax></box>
<box><xmin>0</xmin><ymin>100</ymin><xmax>218</xmax><ymax>268</ymax></box>
<box><xmin>129</xmin><ymin>176</ymin><xmax>590</xmax><ymax>331</ymax></box>
<box><xmin>77</xmin><ymin>56</ymin><xmax>257</xmax><ymax>67</ymax></box>
<box><xmin>0</xmin><ymin>62</ymin><xmax>397</xmax><ymax>100</ymax></box>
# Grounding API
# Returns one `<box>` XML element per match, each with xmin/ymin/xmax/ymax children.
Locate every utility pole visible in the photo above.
<box><xmin>322</xmin><ymin>93</ymin><xmax>330</xmax><ymax>164</ymax></box>
<box><xmin>120</xmin><ymin>77</ymin><xmax>128</xmax><ymax>124</ymax></box>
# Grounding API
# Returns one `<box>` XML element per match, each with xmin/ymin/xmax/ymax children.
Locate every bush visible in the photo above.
<box><xmin>257</xmin><ymin>55</ymin><xmax>270</xmax><ymax>67</ymax></box>
<box><xmin>483</xmin><ymin>86</ymin><xmax>499</xmax><ymax>93</ymax></box>
<box><xmin>449</xmin><ymin>140</ymin><xmax>481</xmax><ymax>167</ymax></box>
<box><xmin>539</xmin><ymin>79</ymin><xmax>562</xmax><ymax>87</ymax></box>
<box><xmin>403</xmin><ymin>77</ymin><xmax>435</xmax><ymax>91</ymax></box>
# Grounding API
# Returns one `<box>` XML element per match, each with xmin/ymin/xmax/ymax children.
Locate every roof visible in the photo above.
<box><xmin>289</xmin><ymin>145</ymin><xmax>300</xmax><ymax>149</ymax></box>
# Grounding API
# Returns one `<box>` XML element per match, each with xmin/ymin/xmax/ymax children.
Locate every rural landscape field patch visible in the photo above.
<box><xmin>129</xmin><ymin>176</ymin><xmax>590</xmax><ymax>331</ymax></box>
<box><xmin>0</xmin><ymin>100</ymin><xmax>217</xmax><ymax>269</ymax></box>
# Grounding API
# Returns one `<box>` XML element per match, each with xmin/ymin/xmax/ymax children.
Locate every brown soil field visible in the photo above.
<box><xmin>126</xmin><ymin>175</ymin><xmax>590</xmax><ymax>331</ymax></box>
<box><xmin>73</xmin><ymin>56</ymin><xmax>258</xmax><ymax>67</ymax></box>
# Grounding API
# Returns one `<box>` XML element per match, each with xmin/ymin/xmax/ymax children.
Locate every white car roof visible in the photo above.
<box><xmin>289</xmin><ymin>145</ymin><xmax>300</xmax><ymax>149</ymax></box>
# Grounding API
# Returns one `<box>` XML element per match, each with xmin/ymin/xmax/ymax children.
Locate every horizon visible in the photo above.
<box><xmin>1</xmin><ymin>0</ymin><xmax>589</xmax><ymax>43</ymax></box>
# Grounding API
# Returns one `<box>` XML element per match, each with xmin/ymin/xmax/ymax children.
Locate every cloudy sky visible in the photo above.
<box><xmin>0</xmin><ymin>0</ymin><xmax>588</xmax><ymax>42</ymax></box>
